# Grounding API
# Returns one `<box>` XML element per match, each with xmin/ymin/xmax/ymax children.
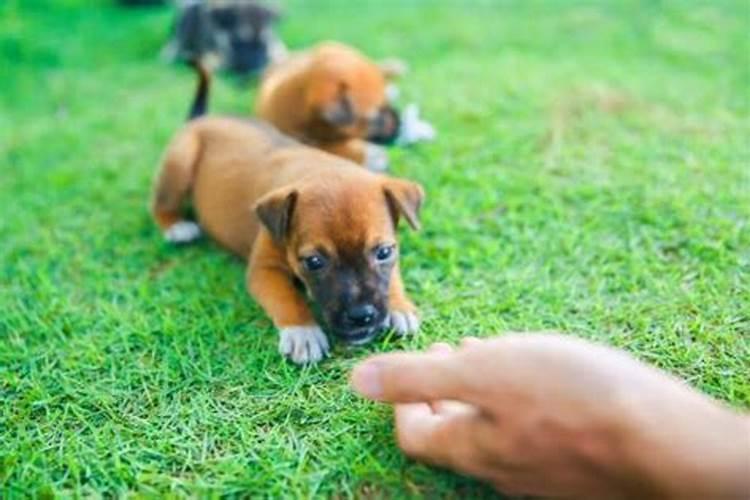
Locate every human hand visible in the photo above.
<box><xmin>350</xmin><ymin>334</ymin><xmax>750</xmax><ymax>499</ymax></box>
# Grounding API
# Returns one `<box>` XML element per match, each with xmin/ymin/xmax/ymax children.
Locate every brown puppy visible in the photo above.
<box><xmin>151</xmin><ymin>74</ymin><xmax>422</xmax><ymax>364</ymax></box>
<box><xmin>256</xmin><ymin>41</ymin><xmax>403</xmax><ymax>171</ymax></box>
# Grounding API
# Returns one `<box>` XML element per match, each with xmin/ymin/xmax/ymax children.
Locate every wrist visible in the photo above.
<box><xmin>615</xmin><ymin>380</ymin><xmax>750</xmax><ymax>498</ymax></box>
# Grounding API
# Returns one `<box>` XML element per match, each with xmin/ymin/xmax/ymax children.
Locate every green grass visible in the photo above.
<box><xmin>2</xmin><ymin>0</ymin><xmax>749</xmax><ymax>496</ymax></box>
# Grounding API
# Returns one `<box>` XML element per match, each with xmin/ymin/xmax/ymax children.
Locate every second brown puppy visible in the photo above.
<box><xmin>256</xmin><ymin>41</ymin><xmax>403</xmax><ymax>171</ymax></box>
<box><xmin>152</xmin><ymin>68</ymin><xmax>423</xmax><ymax>364</ymax></box>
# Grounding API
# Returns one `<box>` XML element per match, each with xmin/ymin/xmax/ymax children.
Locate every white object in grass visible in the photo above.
<box><xmin>164</xmin><ymin>220</ymin><xmax>202</xmax><ymax>244</ymax></box>
<box><xmin>397</xmin><ymin>103</ymin><xmax>436</xmax><ymax>146</ymax></box>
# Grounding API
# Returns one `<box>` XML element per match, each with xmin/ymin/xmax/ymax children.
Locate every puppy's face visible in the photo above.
<box><xmin>256</xmin><ymin>175</ymin><xmax>423</xmax><ymax>344</ymax></box>
<box><xmin>366</xmin><ymin>105</ymin><xmax>400</xmax><ymax>145</ymax></box>
<box><xmin>307</xmin><ymin>54</ymin><xmax>401</xmax><ymax>141</ymax></box>
<box><xmin>210</xmin><ymin>2</ymin><xmax>279</xmax><ymax>73</ymax></box>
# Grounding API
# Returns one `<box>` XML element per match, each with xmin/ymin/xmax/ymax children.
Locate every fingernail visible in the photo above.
<box><xmin>351</xmin><ymin>361</ymin><xmax>383</xmax><ymax>399</ymax></box>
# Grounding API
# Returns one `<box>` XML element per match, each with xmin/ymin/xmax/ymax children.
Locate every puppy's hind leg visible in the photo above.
<box><xmin>151</xmin><ymin>129</ymin><xmax>202</xmax><ymax>244</ymax></box>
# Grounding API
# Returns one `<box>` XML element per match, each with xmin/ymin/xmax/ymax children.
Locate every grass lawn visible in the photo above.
<box><xmin>1</xmin><ymin>0</ymin><xmax>749</xmax><ymax>496</ymax></box>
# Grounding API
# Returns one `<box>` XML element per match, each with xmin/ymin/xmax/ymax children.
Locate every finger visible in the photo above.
<box><xmin>350</xmin><ymin>350</ymin><xmax>476</xmax><ymax>404</ymax></box>
<box><xmin>390</xmin><ymin>348</ymin><xmax>455</xmax><ymax>416</ymax></box>
<box><xmin>426</xmin><ymin>343</ymin><xmax>455</xmax><ymax>410</ymax></box>
<box><xmin>394</xmin><ymin>401</ymin><xmax>437</xmax><ymax>451</ymax></box>
<box><xmin>432</xmin><ymin>399</ymin><xmax>476</xmax><ymax>416</ymax></box>
<box><xmin>461</xmin><ymin>336</ymin><xmax>481</xmax><ymax>348</ymax></box>
<box><xmin>429</xmin><ymin>342</ymin><xmax>453</xmax><ymax>354</ymax></box>
<box><xmin>394</xmin><ymin>401</ymin><xmax>456</xmax><ymax>459</ymax></box>
<box><xmin>395</xmin><ymin>402</ymin><xmax>495</xmax><ymax>479</ymax></box>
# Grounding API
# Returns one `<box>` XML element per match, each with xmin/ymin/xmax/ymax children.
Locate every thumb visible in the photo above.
<box><xmin>350</xmin><ymin>350</ymin><xmax>474</xmax><ymax>403</ymax></box>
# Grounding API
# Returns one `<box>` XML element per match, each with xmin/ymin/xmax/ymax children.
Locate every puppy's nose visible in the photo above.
<box><xmin>347</xmin><ymin>304</ymin><xmax>378</xmax><ymax>327</ymax></box>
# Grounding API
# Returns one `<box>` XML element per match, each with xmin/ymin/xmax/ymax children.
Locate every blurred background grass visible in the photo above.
<box><xmin>1</xmin><ymin>0</ymin><xmax>749</xmax><ymax>496</ymax></box>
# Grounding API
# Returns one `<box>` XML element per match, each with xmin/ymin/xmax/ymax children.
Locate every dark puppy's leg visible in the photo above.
<box><xmin>150</xmin><ymin>128</ymin><xmax>202</xmax><ymax>243</ymax></box>
<box><xmin>321</xmin><ymin>139</ymin><xmax>389</xmax><ymax>172</ymax></box>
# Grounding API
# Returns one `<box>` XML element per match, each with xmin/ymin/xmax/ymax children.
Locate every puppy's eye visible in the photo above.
<box><xmin>302</xmin><ymin>255</ymin><xmax>326</xmax><ymax>272</ymax></box>
<box><xmin>374</xmin><ymin>245</ymin><xmax>395</xmax><ymax>262</ymax></box>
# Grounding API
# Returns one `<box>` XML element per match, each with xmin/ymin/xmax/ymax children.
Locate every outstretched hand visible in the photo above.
<box><xmin>350</xmin><ymin>334</ymin><xmax>750</xmax><ymax>499</ymax></box>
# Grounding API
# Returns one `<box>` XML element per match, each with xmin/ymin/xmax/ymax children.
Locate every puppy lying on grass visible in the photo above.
<box><xmin>151</xmin><ymin>64</ymin><xmax>423</xmax><ymax>364</ymax></box>
<box><xmin>256</xmin><ymin>41</ymin><xmax>435</xmax><ymax>171</ymax></box>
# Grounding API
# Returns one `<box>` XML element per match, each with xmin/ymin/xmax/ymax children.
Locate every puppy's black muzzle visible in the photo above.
<box><xmin>330</xmin><ymin>303</ymin><xmax>388</xmax><ymax>345</ymax></box>
<box><xmin>347</xmin><ymin>304</ymin><xmax>378</xmax><ymax>327</ymax></box>
<box><xmin>367</xmin><ymin>106</ymin><xmax>400</xmax><ymax>145</ymax></box>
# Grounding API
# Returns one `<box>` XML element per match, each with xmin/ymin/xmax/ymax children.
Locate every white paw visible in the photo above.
<box><xmin>385</xmin><ymin>83</ymin><xmax>401</xmax><ymax>103</ymax></box>
<box><xmin>364</xmin><ymin>143</ymin><xmax>389</xmax><ymax>172</ymax></box>
<box><xmin>397</xmin><ymin>103</ymin><xmax>436</xmax><ymax>146</ymax></box>
<box><xmin>387</xmin><ymin>310</ymin><xmax>420</xmax><ymax>336</ymax></box>
<box><xmin>164</xmin><ymin>221</ymin><xmax>202</xmax><ymax>244</ymax></box>
<box><xmin>278</xmin><ymin>325</ymin><xmax>330</xmax><ymax>364</ymax></box>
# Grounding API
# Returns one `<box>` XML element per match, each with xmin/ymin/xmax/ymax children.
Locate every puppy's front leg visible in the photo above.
<box><xmin>247</xmin><ymin>242</ymin><xmax>329</xmax><ymax>364</ymax></box>
<box><xmin>387</xmin><ymin>263</ymin><xmax>420</xmax><ymax>336</ymax></box>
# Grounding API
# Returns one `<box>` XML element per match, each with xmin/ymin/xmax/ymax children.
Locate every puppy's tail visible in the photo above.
<box><xmin>187</xmin><ymin>59</ymin><xmax>212</xmax><ymax>120</ymax></box>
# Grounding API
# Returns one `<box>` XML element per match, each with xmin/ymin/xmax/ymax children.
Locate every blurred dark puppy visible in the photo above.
<box><xmin>162</xmin><ymin>0</ymin><xmax>286</xmax><ymax>75</ymax></box>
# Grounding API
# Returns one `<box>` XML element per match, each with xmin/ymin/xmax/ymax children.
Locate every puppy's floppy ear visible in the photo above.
<box><xmin>254</xmin><ymin>188</ymin><xmax>298</xmax><ymax>243</ymax></box>
<box><xmin>383</xmin><ymin>178</ymin><xmax>425</xmax><ymax>230</ymax></box>
<box><xmin>320</xmin><ymin>84</ymin><xmax>355</xmax><ymax>126</ymax></box>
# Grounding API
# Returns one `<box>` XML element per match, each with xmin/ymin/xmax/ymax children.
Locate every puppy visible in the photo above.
<box><xmin>256</xmin><ymin>41</ymin><xmax>404</xmax><ymax>171</ymax></box>
<box><xmin>162</xmin><ymin>0</ymin><xmax>287</xmax><ymax>75</ymax></box>
<box><xmin>151</xmin><ymin>66</ymin><xmax>423</xmax><ymax>364</ymax></box>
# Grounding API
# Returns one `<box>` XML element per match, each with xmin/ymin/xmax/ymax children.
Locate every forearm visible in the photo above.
<box><xmin>617</xmin><ymin>384</ymin><xmax>750</xmax><ymax>498</ymax></box>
